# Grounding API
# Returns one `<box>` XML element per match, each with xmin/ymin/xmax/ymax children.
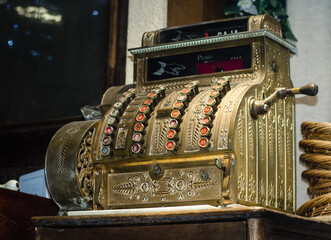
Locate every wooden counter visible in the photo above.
<box><xmin>0</xmin><ymin>188</ymin><xmax>58</xmax><ymax>240</ymax></box>
<box><xmin>32</xmin><ymin>206</ymin><xmax>331</xmax><ymax>240</ymax></box>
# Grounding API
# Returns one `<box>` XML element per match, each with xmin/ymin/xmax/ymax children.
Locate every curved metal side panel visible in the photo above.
<box><xmin>232</xmin><ymin>39</ymin><xmax>295</xmax><ymax>211</ymax></box>
<box><xmin>45</xmin><ymin>120</ymin><xmax>98</xmax><ymax>212</ymax></box>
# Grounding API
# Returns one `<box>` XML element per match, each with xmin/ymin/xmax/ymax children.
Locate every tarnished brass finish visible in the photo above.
<box><xmin>45</xmin><ymin>15</ymin><xmax>317</xmax><ymax>214</ymax></box>
<box><xmin>142</xmin><ymin>31</ymin><xmax>160</xmax><ymax>47</ymax></box>
<box><xmin>45</xmin><ymin>120</ymin><xmax>99</xmax><ymax>211</ymax></box>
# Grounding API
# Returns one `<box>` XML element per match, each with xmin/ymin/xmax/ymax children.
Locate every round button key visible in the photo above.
<box><xmin>148</xmin><ymin>92</ymin><xmax>157</xmax><ymax>100</ymax></box>
<box><xmin>202</xmin><ymin>116</ymin><xmax>212</xmax><ymax>126</ymax></box>
<box><xmin>131</xmin><ymin>143</ymin><xmax>142</xmax><ymax>154</ymax></box>
<box><xmin>200</xmin><ymin>126</ymin><xmax>210</xmax><ymax>136</ymax></box>
<box><xmin>181</xmin><ymin>88</ymin><xmax>191</xmax><ymax>95</ymax></box>
<box><xmin>117</xmin><ymin>96</ymin><xmax>128</xmax><ymax>104</ymax></box>
<box><xmin>114</xmin><ymin>102</ymin><xmax>123</xmax><ymax>110</ymax></box>
<box><xmin>123</xmin><ymin>92</ymin><xmax>133</xmax><ymax>99</ymax></box>
<box><xmin>165</xmin><ymin>140</ymin><xmax>176</xmax><ymax>151</ymax></box>
<box><xmin>206</xmin><ymin>98</ymin><xmax>216</xmax><ymax>107</ymax></box>
<box><xmin>185</xmin><ymin>83</ymin><xmax>195</xmax><ymax>90</ymax></box>
<box><xmin>218</xmin><ymin>79</ymin><xmax>228</xmax><ymax>86</ymax></box>
<box><xmin>171</xmin><ymin>110</ymin><xmax>181</xmax><ymax>119</ymax></box>
<box><xmin>105</xmin><ymin>126</ymin><xmax>114</xmax><ymax>135</ymax></box>
<box><xmin>110</xmin><ymin>108</ymin><xmax>120</xmax><ymax>118</ymax></box>
<box><xmin>154</xmin><ymin>88</ymin><xmax>161</xmax><ymax>95</ymax></box>
<box><xmin>167</xmin><ymin>129</ymin><xmax>177</xmax><ymax>139</ymax></box>
<box><xmin>173</xmin><ymin>101</ymin><xmax>184</xmax><ymax>110</ymax></box>
<box><xmin>132</xmin><ymin>132</ymin><xmax>143</xmax><ymax>142</ymax></box>
<box><xmin>213</xmin><ymin>85</ymin><xmax>223</xmax><ymax>92</ymax></box>
<box><xmin>144</xmin><ymin>99</ymin><xmax>153</xmax><ymax>106</ymax></box>
<box><xmin>117</xmin><ymin>97</ymin><xmax>128</xmax><ymax>107</ymax></box>
<box><xmin>134</xmin><ymin>122</ymin><xmax>145</xmax><ymax>132</ymax></box>
<box><xmin>210</xmin><ymin>90</ymin><xmax>220</xmax><ymax>99</ymax></box>
<box><xmin>107</xmin><ymin>117</ymin><xmax>117</xmax><ymax>125</ymax></box>
<box><xmin>218</xmin><ymin>78</ymin><xmax>231</xmax><ymax>90</ymax></box>
<box><xmin>199</xmin><ymin>137</ymin><xmax>209</xmax><ymax>148</ymax></box>
<box><xmin>136</xmin><ymin>113</ymin><xmax>147</xmax><ymax>122</ymax></box>
<box><xmin>128</xmin><ymin>88</ymin><xmax>136</xmax><ymax>94</ymax></box>
<box><xmin>177</xmin><ymin>94</ymin><xmax>187</xmax><ymax>102</ymax></box>
<box><xmin>139</xmin><ymin>105</ymin><xmax>150</xmax><ymax>114</ymax></box>
<box><xmin>101</xmin><ymin>146</ymin><xmax>110</xmax><ymax>156</ymax></box>
<box><xmin>191</xmin><ymin>80</ymin><xmax>200</xmax><ymax>86</ymax></box>
<box><xmin>102</xmin><ymin>136</ymin><xmax>112</xmax><ymax>145</ymax></box>
<box><xmin>169</xmin><ymin>119</ymin><xmax>179</xmax><ymax>129</ymax></box>
<box><xmin>204</xmin><ymin>106</ymin><xmax>214</xmax><ymax>116</ymax></box>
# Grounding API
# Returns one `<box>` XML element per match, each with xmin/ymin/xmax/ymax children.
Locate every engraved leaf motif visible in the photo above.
<box><xmin>155</xmin><ymin>119</ymin><xmax>168</xmax><ymax>152</ymax></box>
<box><xmin>113</xmin><ymin>182</ymin><xmax>136</xmax><ymax>195</ymax></box>
<box><xmin>193</xmin><ymin>120</ymin><xmax>202</xmax><ymax>146</ymax></box>
<box><xmin>238</xmin><ymin>109</ymin><xmax>245</xmax><ymax>158</ymax></box>
<box><xmin>153</xmin><ymin>121</ymin><xmax>161</xmax><ymax>151</ymax></box>
<box><xmin>57</xmin><ymin>125</ymin><xmax>80</xmax><ymax>174</ymax></box>
<box><xmin>187</xmin><ymin>119</ymin><xmax>195</xmax><ymax>149</ymax></box>
<box><xmin>193</xmin><ymin>180</ymin><xmax>216</xmax><ymax>189</ymax></box>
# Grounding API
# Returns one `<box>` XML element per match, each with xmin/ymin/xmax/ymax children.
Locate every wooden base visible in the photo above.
<box><xmin>32</xmin><ymin>206</ymin><xmax>331</xmax><ymax>240</ymax></box>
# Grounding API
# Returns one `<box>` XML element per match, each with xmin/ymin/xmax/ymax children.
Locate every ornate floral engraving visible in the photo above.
<box><xmin>161</xmin><ymin>91</ymin><xmax>178</xmax><ymax>108</ymax></box>
<box><xmin>115</xmin><ymin>127</ymin><xmax>129</xmax><ymax>149</ymax></box>
<box><xmin>109</xmin><ymin>167</ymin><xmax>221</xmax><ymax>205</ymax></box>
<box><xmin>186</xmin><ymin>118</ymin><xmax>201</xmax><ymax>151</ymax></box>
<box><xmin>238</xmin><ymin>109</ymin><xmax>245</xmax><ymax>158</ymax></box>
<box><xmin>57</xmin><ymin>125</ymin><xmax>80</xmax><ymax>174</ymax></box>
<box><xmin>238</xmin><ymin>171</ymin><xmax>246</xmax><ymax>200</ymax></box>
<box><xmin>286</xmin><ymin>102</ymin><xmax>294</xmax><ymax>171</ymax></box>
<box><xmin>151</xmin><ymin>118</ymin><xmax>169</xmax><ymax>154</ymax></box>
<box><xmin>248</xmin><ymin>175</ymin><xmax>256</xmax><ymax>201</ymax></box>
<box><xmin>268</xmin><ymin>182</ymin><xmax>275</xmax><ymax>206</ymax></box>
<box><xmin>218</xmin><ymin>129</ymin><xmax>229</xmax><ymax>149</ymax></box>
<box><xmin>263</xmin><ymin>19</ymin><xmax>282</xmax><ymax>36</ymax></box>
<box><xmin>287</xmin><ymin>186</ymin><xmax>293</xmax><ymax>211</ymax></box>
<box><xmin>77</xmin><ymin>128</ymin><xmax>95</xmax><ymax>201</ymax></box>
<box><xmin>277</xmin><ymin>112</ymin><xmax>284</xmax><ymax>169</ymax></box>
<box><xmin>248</xmin><ymin>116</ymin><xmax>254</xmax><ymax>162</ymax></box>
<box><xmin>224</xmin><ymin>100</ymin><xmax>239</xmax><ymax>113</ymax></box>
<box><xmin>278</xmin><ymin>179</ymin><xmax>284</xmax><ymax>209</ymax></box>
<box><xmin>259</xmin><ymin>179</ymin><xmax>266</xmax><ymax>204</ymax></box>
<box><xmin>268</xmin><ymin>110</ymin><xmax>275</xmax><ymax>167</ymax></box>
<box><xmin>253</xmin><ymin>43</ymin><xmax>261</xmax><ymax>73</ymax></box>
<box><xmin>285</xmin><ymin>101</ymin><xmax>294</xmax><ymax>211</ymax></box>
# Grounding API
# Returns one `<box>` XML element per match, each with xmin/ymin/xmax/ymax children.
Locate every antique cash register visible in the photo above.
<box><xmin>45</xmin><ymin>15</ymin><xmax>318</xmax><ymax>215</ymax></box>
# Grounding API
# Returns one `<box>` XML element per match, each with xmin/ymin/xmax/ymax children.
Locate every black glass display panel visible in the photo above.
<box><xmin>158</xmin><ymin>17</ymin><xmax>248</xmax><ymax>44</ymax></box>
<box><xmin>147</xmin><ymin>45</ymin><xmax>251</xmax><ymax>82</ymax></box>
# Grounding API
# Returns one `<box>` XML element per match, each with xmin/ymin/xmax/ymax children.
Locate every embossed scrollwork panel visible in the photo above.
<box><xmin>108</xmin><ymin>167</ymin><xmax>222</xmax><ymax>206</ymax></box>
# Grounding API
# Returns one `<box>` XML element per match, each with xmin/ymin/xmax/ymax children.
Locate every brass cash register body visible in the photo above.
<box><xmin>45</xmin><ymin>15</ymin><xmax>297</xmax><ymax>213</ymax></box>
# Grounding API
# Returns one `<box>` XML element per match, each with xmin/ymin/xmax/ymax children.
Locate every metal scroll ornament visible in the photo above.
<box><xmin>77</xmin><ymin>129</ymin><xmax>94</xmax><ymax>202</ymax></box>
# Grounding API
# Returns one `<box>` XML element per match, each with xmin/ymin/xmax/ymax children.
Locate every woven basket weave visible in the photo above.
<box><xmin>297</xmin><ymin>121</ymin><xmax>331</xmax><ymax>217</ymax></box>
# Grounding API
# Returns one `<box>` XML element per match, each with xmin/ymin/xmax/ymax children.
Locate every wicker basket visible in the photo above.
<box><xmin>297</xmin><ymin>121</ymin><xmax>331</xmax><ymax>217</ymax></box>
<box><xmin>301</xmin><ymin>121</ymin><xmax>331</xmax><ymax>141</ymax></box>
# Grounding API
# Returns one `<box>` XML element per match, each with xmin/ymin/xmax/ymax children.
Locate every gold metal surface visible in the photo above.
<box><xmin>45</xmin><ymin>15</ymin><xmax>304</xmax><ymax>214</ymax></box>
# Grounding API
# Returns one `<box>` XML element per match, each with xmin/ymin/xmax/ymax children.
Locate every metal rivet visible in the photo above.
<box><xmin>153</xmin><ymin>165</ymin><xmax>161</xmax><ymax>175</ymax></box>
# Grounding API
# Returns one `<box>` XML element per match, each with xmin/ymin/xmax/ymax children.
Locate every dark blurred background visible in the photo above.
<box><xmin>0</xmin><ymin>0</ymin><xmax>129</xmax><ymax>183</ymax></box>
<box><xmin>0</xmin><ymin>0</ymin><xmax>110</xmax><ymax>125</ymax></box>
